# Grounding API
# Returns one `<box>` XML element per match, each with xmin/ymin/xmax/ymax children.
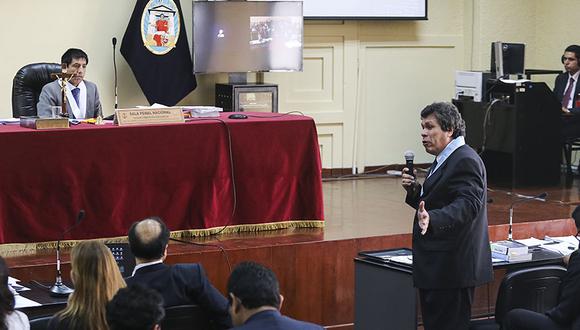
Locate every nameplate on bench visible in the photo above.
<box><xmin>115</xmin><ymin>107</ymin><xmax>184</xmax><ymax>126</ymax></box>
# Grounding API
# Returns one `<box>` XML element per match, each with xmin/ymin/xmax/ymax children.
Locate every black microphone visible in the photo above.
<box><xmin>50</xmin><ymin>210</ymin><xmax>86</xmax><ymax>297</ymax></box>
<box><xmin>404</xmin><ymin>150</ymin><xmax>415</xmax><ymax>178</ymax></box>
<box><xmin>508</xmin><ymin>192</ymin><xmax>547</xmax><ymax>240</ymax></box>
<box><xmin>112</xmin><ymin>37</ymin><xmax>118</xmax><ymax>110</ymax></box>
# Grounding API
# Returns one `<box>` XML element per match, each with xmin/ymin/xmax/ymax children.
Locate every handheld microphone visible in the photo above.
<box><xmin>403</xmin><ymin>150</ymin><xmax>415</xmax><ymax>178</ymax></box>
<box><xmin>112</xmin><ymin>37</ymin><xmax>118</xmax><ymax>110</ymax></box>
<box><xmin>508</xmin><ymin>192</ymin><xmax>547</xmax><ymax>240</ymax></box>
<box><xmin>50</xmin><ymin>209</ymin><xmax>86</xmax><ymax>297</ymax></box>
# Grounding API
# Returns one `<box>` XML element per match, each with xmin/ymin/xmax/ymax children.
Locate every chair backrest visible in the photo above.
<box><xmin>12</xmin><ymin>62</ymin><xmax>61</xmax><ymax>118</ymax></box>
<box><xmin>29</xmin><ymin>315</ymin><xmax>52</xmax><ymax>330</ymax></box>
<box><xmin>161</xmin><ymin>304</ymin><xmax>211</xmax><ymax>330</ymax></box>
<box><xmin>495</xmin><ymin>265</ymin><xmax>567</xmax><ymax>325</ymax></box>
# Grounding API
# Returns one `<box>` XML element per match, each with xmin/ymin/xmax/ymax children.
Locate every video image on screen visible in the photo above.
<box><xmin>193</xmin><ymin>1</ymin><xmax>303</xmax><ymax>73</ymax></box>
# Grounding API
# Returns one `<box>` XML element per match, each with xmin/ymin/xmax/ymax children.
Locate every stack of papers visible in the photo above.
<box><xmin>182</xmin><ymin>106</ymin><xmax>222</xmax><ymax>118</ymax></box>
<box><xmin>542</xmin><ymin>235</ymin><xmax>579</xmax><ymax>255</ymax></box>
<box><xmin>389</xmin><ymin>255</ymin><xmax>413</xmax><ymax>265</ymax></box>
<box><xmin>515</xmin><ymin>237</ymin><xmax>552</xmax><ymax>247</ymax></box>
<box><xmin>9</xmin><ymin>277</ymin><xmax>41</xmax><ymax>308</ymax></box>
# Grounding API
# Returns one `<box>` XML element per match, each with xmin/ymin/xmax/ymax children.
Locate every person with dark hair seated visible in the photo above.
<box><xmin>37</xmin><ymin>48</ymin><xmax>102</xmax><ymax>119</ymax></box>
<box><xmin>0</xmin><ymin>257</ymin><xmax>29</xmax><ymax>329</ymax></box>
<box><xmin>125</xmin><ymin>217</ymin><xmax>232</xmax><ymax>330</ymax></box>
<box><xmin>227</xmin><ymin>261</ymin><xmax>323</xmax><ymax>329</ymax></box>
<box><xmin>502</xmin><ymin>205</ymin><xmax>580</xmax><ymax>330</ymax></box>
<box><xmin>106</xmin><ymin>284</ymin><xmax>165</xmax><ymax>330</ymax></box>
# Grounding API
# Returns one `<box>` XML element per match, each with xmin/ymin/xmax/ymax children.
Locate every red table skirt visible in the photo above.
<box><xmin>0</xmin><ymin>113</ymin><xmax>324</xmax><ymax>244</ymax></box>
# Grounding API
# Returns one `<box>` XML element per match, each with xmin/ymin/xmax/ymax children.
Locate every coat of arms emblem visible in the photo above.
<box><xmin>140</xmin><ymin>0</ymin><xmax>181</xmax><ymax>55</ymax></box>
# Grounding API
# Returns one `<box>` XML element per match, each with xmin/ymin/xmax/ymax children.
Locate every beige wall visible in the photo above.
<box><xmin>2</xmin><ymin>0</ymin><xmax>578</xmax><ymax>169</ymax></box>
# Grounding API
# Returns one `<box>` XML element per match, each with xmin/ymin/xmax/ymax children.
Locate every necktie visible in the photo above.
<box><xmin>562</xmin><ymin>77</ymin><xmax>575</xmax><ymax>108</ymax></box>
<box><xmin>428</xmin><ymin>159</ymin><xmax>438</xmax><ymax>177</ymax></box>
<box><xmin>71</xmin><ymin>88</ymin><xmax>80</xmax><ymax>107</ymax></box>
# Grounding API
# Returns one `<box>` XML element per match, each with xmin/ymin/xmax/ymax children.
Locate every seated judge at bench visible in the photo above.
<box><xmin>37</xmin><ymin>48</ymin><xmax>102</xmax><ymax>119</ymax></box>
<box><xmin>502</xmin><ymin>206</ymin><xmax>580</xmax><ymax>330</ymax></box>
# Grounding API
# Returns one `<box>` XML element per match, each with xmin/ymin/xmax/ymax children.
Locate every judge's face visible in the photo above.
<box><xmin>563</xmin><ymin>51</ymin><xmax>580</xmax><ymax>75</ymax></box>
<box><xmin>65</xmin><ymin>57</ymin><xmax>87</xmax><ymax>87</ymax></box>
<box><xmin>421</xmin><ymin>114</ymin><xmax>453</xmax><ymax>156</ymax></box>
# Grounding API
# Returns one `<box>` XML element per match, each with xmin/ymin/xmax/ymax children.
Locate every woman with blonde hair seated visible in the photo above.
<box><xmin>47</xmin><ymin>240</ymin><xmax>126</xmax><ymax>330</ymax></box>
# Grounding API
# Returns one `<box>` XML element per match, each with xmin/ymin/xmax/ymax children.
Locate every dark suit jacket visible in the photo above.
<box><xmin>546</xmin><ymin>249</ymin><xmax>580</xmax><ymax>326</ymax></box>
<box><xmin>231</xmin><ymin>310</ymin><xmax>324</xmax><ymax>330</ymax></box>
<box><xmin>554</xmin><ymin>72</ymin><xmax>580</xmax><ymax>114</ymax></box>
<box><xmin>125</xmin><ymin>263</ymin><xmax>232</xmax><ymax>330</ymax></box>
<box><xmin>406</xmin><ymin>144</ymin><xmax>493</xmax><ymax>289</ymax></box>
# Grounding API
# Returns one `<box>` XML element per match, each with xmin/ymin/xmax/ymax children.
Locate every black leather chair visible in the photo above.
<box><xmin>12</xmin><ymin>63</ymin><xmax>61</xmax><ymax>118</ymax></box>
<box><xmin>470</xmin><ymin>265</ymin><xmax>567</xmax><ymax>330</ymax></box>
<box><xmin>161</xmin><ymin>304</ymin><xmax>211</xmax><ymax>330</ymax></box>
<box><xmin>29</xmin><ymin>315</ymin><xmax>52</xmax><ymax>330</ymax></box>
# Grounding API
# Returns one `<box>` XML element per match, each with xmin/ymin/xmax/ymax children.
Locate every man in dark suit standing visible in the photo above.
<box><xmin>401</xmin><ymin>102</ymin><xmax>493</xmax><ymax>330</ymax></box>
<box><xmin>125</xmin><ymin>217</ymin><xmax>232</xmax><ymax>330</ymax></box>
<box><xmin>227</xmin><ymin>261</ymin><xmax>323</xmax><ymax>330</ymax></box>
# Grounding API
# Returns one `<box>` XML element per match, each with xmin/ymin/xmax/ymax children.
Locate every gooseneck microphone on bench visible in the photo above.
<box><xmin>508</xmin><ymin>192</ymin><xmax>547</xmax><ymax>241</ymax></box>
<box><xmin>49</xmin><ymin>210</ymin><xmax>86</xmax><ymax>297</ymax></box>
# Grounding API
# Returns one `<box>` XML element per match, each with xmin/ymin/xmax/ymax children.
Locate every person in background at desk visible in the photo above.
<box><xmin>556</xmin><ymin>45</ymin><xmax>580</xmax><ymax>115</ymax></box>
<box><xmin>0</xmin><ymin>257</ymin><xmax>29</xmax><ymax>329</ymax></box>
<box><xmin>502</xmin><ymin>206</ymin><xmax>580</xmax><ymax>330</ymax></box>
<box><xmin>401</xmin><ymin>102</ymin><xmax>493</xmax><ymax>330</ymax></box>
<box><xmin>555</xmin><ymin>45</ymin><xmax>580</xmax><ymax>143</ymax></box>
<box><xmin>37</xmin><ymin>48</ymin><xmax>102</xmax><ymax>119</ymax></box>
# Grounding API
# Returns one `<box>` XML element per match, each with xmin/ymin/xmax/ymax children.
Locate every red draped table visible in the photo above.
<box><xmin>0</xmin><ymin>113</ymin><xmax>324</xmax><ymax>244</ymax></box>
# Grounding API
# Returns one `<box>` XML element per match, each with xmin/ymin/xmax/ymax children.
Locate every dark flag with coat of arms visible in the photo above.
<box><xmin>121</xmin><ymin>0</ymin><xmax>196</xmax><ymax>106</ymax></box>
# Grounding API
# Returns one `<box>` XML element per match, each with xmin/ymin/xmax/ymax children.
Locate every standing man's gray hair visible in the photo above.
<box><xmin>420</xmin><ymin>102</ymin><xmax>466</xmax><ymax>138</ymax></box>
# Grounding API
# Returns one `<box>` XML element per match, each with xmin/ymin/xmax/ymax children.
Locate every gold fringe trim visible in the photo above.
<box><xmin>0</xmin><ymin>220</ymin><xmax>324</xmax><ymax>257</ymax></box>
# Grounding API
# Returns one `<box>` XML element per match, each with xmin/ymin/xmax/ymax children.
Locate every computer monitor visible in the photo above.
<box><xmin>192</xmin><ymin>1</ymin><xmax>303</xmax><ymax>74</ymax></box>
<box><xmin>491</xmin><ymin>42</ymin><xmax>526</xmax><ymax>78</ymax></box>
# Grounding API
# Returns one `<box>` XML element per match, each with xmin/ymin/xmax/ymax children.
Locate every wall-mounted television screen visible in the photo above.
<box><xmin>192</xmin><ymin>1</ymin><xmax>303</xmax><ymax>73</ymax></box>
<box><xmin>302</xmin><ymin>0</ymin><xmax>427</xmax><ymax>20</ymax></box>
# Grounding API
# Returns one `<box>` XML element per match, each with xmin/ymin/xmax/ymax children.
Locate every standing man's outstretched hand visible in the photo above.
<box><xmin>417</xmin><ymin>201</ymin><xmax>429</xmax><ymax>235</ymax></box>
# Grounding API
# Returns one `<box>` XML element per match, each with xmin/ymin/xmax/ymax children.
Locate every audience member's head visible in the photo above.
<box><xmin>128</xmin><ymin>217</ymin><xmax>170</xmax><ymax>263</ymax></box>
<box><xmin>106</xmin><ymin>284</ymin><xmax>165</xmax><ymax>330</ymax></box>
<box><xmin>0</xmin><ymin>257</ymin><xmax>15</xmax><ymax>329</ymax></box>
<box><xmin>56</xmin><ymin>240</ymin><xmax>126</xmax><ymax>330</ymax></box>
<box><xmin>227</xmin><ymin>261</ymin><xmax>282</xmax><ymax>326</ymax></box>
